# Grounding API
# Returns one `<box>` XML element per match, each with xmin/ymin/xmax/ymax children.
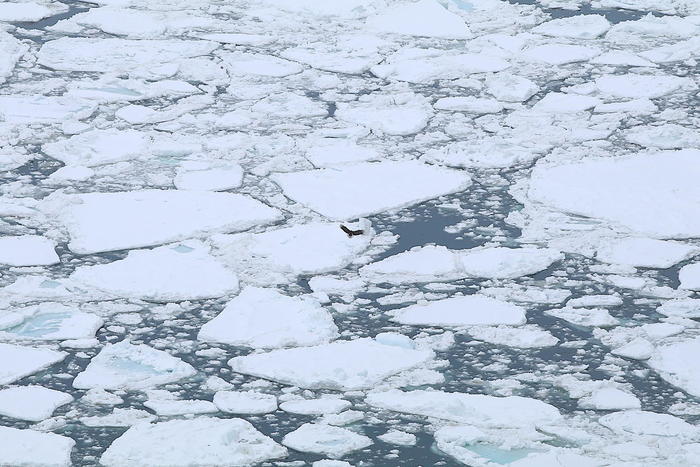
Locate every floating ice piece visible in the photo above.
<box><xmin>280</xmin><ymin>398</ymin><xmax>351</xmax><ymax>415</ymax></box>
<box><xmin>213</xmin><ymin>222</ymin><xmax>371</xmax><ymax>278</ymax></box>
<box><xmin>251</xmin><ymin>92</ymin><xmax>328</xmax><ymax>119</ymax></box>
<box><xmin>0</xmin><ymin>235</ymin><xmax>58</xmax><ymax>266</ymax></box>
<box><xmin>71</xmin><ymin>243</ymin><xmax>238</xmax><ymax>301</ymax></box>
<box><xmin>596</xmin><ymin>238</ymin><xmax>697</xmax><ymax>268</ymax></box>
<box><xmin>43</xmin><ymin>129</ymin><xmax>151</xmax><ymax>167</ymax></box>
<box><xmin>639</xmin><ymin>36</ymin><xmax>700</xmax><ymax>64</ymax></box>
<box><xmin>0</xmin><ymin>426</ymin><xmax>74</xmax><ymax>467</ymax></box>
<box><xmin>391</xmin><ymin>295</ymin><xmax>526</xmax><ymax>327</ymax></box>
<box><xmin>422</xmin><ymin>139</ymin><xmax>550</xmax><ymax>169</ymax></box>
<box><xmin>281</xmin><ymin>35</ymin><xmax>385</xmax><ymax>74</ymax></box>
<box><xmin>360</xmin><ymin>245</ymin><xmax>463</xmax><ymax>284</ymax></box>
<box><xmin>527</xmin><ymin>150</ymin><xmax>700</xmax><ymax>238</ymax></box>
<box><xmin>468</xmin><ymin>325</ymin><xmax>558</xmax><ymax>348</ymax></box>
<box><xmin>545</xmin><ymin>307</ymin><xmax>618</xmax><ymax>328</ymax></box>
<box><xmin>48</xmin><ymin>189</ymin><xmax>281</xmax><ymax>254</ymax></box>
<box><xmin>366</xmin><ymin>389</ymin><xmax>562</xmax><ymax>427</ymax></box>
<box><xmin>174</xmin><ymin>165</ymin><xmax>244</xmax><ymax>191</ymax></box>
<box><xmin>460</xmin><ymin>247</ymin><xmax>563</xmax><ymax>279</ymax></box>
<box><xmin>594</xmin><ymin>98</ymin><xmax>657</xmax><ymax>115</ymax></box>
<box><xmin>0</xmin><ymin>302</ymin><xmax>103</xmax><ymax>341</ymax></box>
<box><xmin>486</xmin><ymin>73</ymin><xmax>539</xmax><ymax>102</ymax></box>
<box><xmin>481</xmin><ymin>286</ymin><xmax>571</xmax><ymax>305</ymax></box>
<box><xmin>100</xmin><ymin>418</ymin><xmax>287</xmax><ymax>467</ymax></box>
<box><xmin>0</xmin><ymin>30</ymin><xmax>27</xmax><ymax>84</ymax></box>
<box><xmin>625</xmin><ymin>123</ymin><xmax>700</xmax><ymax>149</ymax></box>
<box><xmin>198</xmin><ymin>287</ymin><xmax>338</xmax><ymax>349</ymax></box>
<box><xmin>657</xmin><ymin>299</ymin><xmax>700</xmax><ymax>318</ymax></box>
<box><xmin>73</xmin><ymin>341</ymin><xmax>196</xmax><ymax>390</ymax></box>
<box><xmin>522</xmin><ymin>44</ymin><xmax>600</xmax><ymax>64</ymax></box>
<box><xmin>371</xmin><ymin>50</ymin><xmax>509</xmax><ymax>83</ymax></box>
<box><xmin>434</xmin><ymin>96</ymin><xmax>503</xmax><ymax>114</ymax></box>
<box><xmin>378</xmin><ymin>430</ymin><xmax>416</xmax><ymax>446</ymax></box>
<box><xmin>309</xmin><ymin>276</ymin><xmax>365</xmax><ymax>295</ymax></box>
<box><xmin>579</xmin><ymin>387</ymin><xmax>641</xmax><ymax>410</ymax></box>
<box><xmin>611</xmin><ymin>337</ymin><xmax>654</xmax><ymax>360</ymax></box>
<box><xmin>81</xmin><ymin>408</ymin><xmax>155</xmax><ymax>427</ymax></box>
<box><xmin>0</xmin><ymin>95</ymin><xmax>95</xmax><ymax>124</ymax></box>
<box><xmin>0</xmin><ymin>386</ymin><xmax>72</xmax><ymax>421</ymax></box>
<box><xmin>38</xmin><ymin>37</ymin><xmax>217</xmax><ymax>72</ymax></box>
<box><xmin>229</xmin><ymin>337</ymin><xmax>434</xmax><ymax>390</ymax></box>
<box><xmin>599</xmin><ymin>410</ymin><xmax>697</xmax><ymax>437</ymax></box>
<box><xmin>214</xmin><ymin>391</ymin><xmax>277</xmax><ymax>414</ymax></box>
<box><xmin>0</xmin><ymin>2</ymin><xmax>66</xmax><ymax>21</ymax></box>
<box><xmin>304</xmin><ymin>138</ymin><xmax>381</xmax><ymax>168</ymax></box>
<box><xmin>272</xmin><ymin>161</ymin><xmax>471</xmax><ymax>220</ymax></box>
<box><xmin>257</xmin><ymin>0</ymin><xmax>380</xmax><ymax>18</ymax></box>
<box><xmin>532</xmin><ymin>15</ymin><xmax>610</xmax><ymax>39</ymax></box>
<box><xmin>144</xmin><ymin>397</ymin><xmax>217</xmax><ymax>416</ymax></box>
<box><xmin>533</xmin><ymin>93</ymin><xmax>600</xmax><ymax>113</ymax></box>
<box><xmin>220</xmin><ymin>52</ymin><xmax>303</xmax><ymax>77</ymax></box>
<box><xmin>0</xmin><ymin>343</ymin><xmax>66</xmax><ymax>385</ymax></box>
<box><xmin>336</xmin><ymin>94</ymin><xmax>433</xmax><ymax>134</ymax></box>
<box><xmin>283</xmin><ymin>423</ymin><xmax>372</xmax><ymax>458</ymax></box>
<box><xmin>507</xmin><ymin>451</ymin><xmax>605</xmax><ymax>467</ymax></box>
<box><xmin>591</xmin><ymin>51</ymin><xmax>657</xmax><ymax>67</ymax></box>
<box><xmin>680</xmin><ymin>263</ymin><xmax>700</xmax><ymax>290</ymax></box>
<box><xmin>366</xmin><ymin>0</ymin><xmax>472</xmax><ymax>39</ymax></box>
<box><xmin>567</xmin><ymin>295</ymin><xmax>622</xmax><ymax>308</ymax></box>
<box><xmin>649</xmin><ymin>337</ymin><xmax>700</xmax><ymax>396</ymax></box>
<box><xmin>597</xmin><ymin>74</ymin><xmax>691</xmax><ymax>99</ymax></box>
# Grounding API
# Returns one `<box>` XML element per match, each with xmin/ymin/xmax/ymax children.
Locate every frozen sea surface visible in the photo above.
<box><xmin>1</xmin><ymin>0</ymin><xmax>700</xmax><ymax>465</ymax></box>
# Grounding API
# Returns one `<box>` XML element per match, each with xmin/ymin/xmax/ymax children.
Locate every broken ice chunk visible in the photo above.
<box><xmin>0</xmin><ymin>343</ymin><xmax>66</xmax><ymax>385</ymax></box>
<box><xmin>229</xmin><ymin>337</ymin><xmax>434</xmax><ymax>390</ymax></box>
<box><xmin>272</xmin><ymin>161</ymin><xmax>471</xmax><ymax>220</ymax></box>
<box><xmin>0</xmin><ymin>426</ymin><xmax>74</xmax><ymax>467</ymax></box>
<box><xmin>70</xmin><ymin>242</ymin><xmax>239</xmax><ymax>301</ymax></box>
<box><xmin>596</xmin><ymin>237</ymin><xmax>698</xmax><ymax>268</ymax></box>
<box><xmin>100</xmin><ymin>418</ymin><xmax>287</xmax><ymax>467</ymax></box>
<box><xmin>0</xmin><ymin>235</ymin><xmax>59</xmax><ymax>266</ymax></box>
<box><xmin>366</xmin><ymin>0</ymin><xmax>472</xmax><ymax>39</ymax></box>
<box><xmin>390</xmin><ymin>295</ymin><xmax>526</xmax><ymax>327</ymax></box>
<box><xmin>0</xmin><ymin>302</ymin><xmax>103</xmax><ymax>341</ymax></box>
<box><xmin>459</xmin><ymin>247</ymin><xmax>563</xmax><ymax>279</ymax></box>
<box><xmin>73</xmin><ymin>341</ymin><xmax>196</xmax><ymax>390</ymax></box>
<box><xmin>0</xmin><ymin>385</ymin><xmax>73</xmax><ymax>421</ymax></box>
<box><xmin>213</xmin><ymin>391</ymin><xmax>277</xmax><ymax>414</ymax></box>
<box><xmin>198</xmin><ymin>287</ymin><xmax>339</xmax><ymax>349</ymax></box>
<box><xmin>282</xmin><ymin>423</ymin><xmax>372</xmax><ymax>458</ymax></box>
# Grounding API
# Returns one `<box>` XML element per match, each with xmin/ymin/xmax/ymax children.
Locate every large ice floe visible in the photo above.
<box><xmin>3</xmin><ymin>0</ymin><xmax>700</xmax><ymax>464</ymax></box>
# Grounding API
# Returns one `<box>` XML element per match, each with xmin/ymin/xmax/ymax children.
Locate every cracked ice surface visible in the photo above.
<box><xmin>1</xmin><ymin>0</ymin><xmax>700</xmax><ymax>464</ymax></box>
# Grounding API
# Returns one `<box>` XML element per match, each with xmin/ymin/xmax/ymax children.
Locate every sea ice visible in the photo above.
<box><xmin>378</xmin><ymin>430</ymin><xmax>417</xmax><ymax>446</ymax></box>
<box><xmin>198</xmin><ymin>287</ymin><xmax>339</xmax><ymax>348</ymax></box>
<box><xmin>213</xmin><ymin>391</ymin><xmax>278</xmax><ymax>414</ymax></box>
<box><xmin>486</xmin><ymin>73</ymin><xmax>539</xmax><ymax>102</ymax></box>
<box><xmin>303</xmin><ymin>138</ymin><xmax>382</xmax><ymax>168</ymax></box>
<box><xmin>680</xmin><ymin>263</ymin><xmax>700</xmax><ymax>290</ymax></box>
<box><xmin>366</xmin><ymin>0</ymin><xmax>472</xmax><ymax>39</ymax></box>
<box><xmin>174</xmin><ymin>165</ymin><xmax>244</xmax><ymax>191</ymax></box>
<box><xmin>360</xmin><ymin>245</ymin><xmax>463</xmax><ymax>284</ymax></box>
<box><xmin>0</xmin><ymin>386</ymin><xmax>73</xmax><ymax>421</ymax></box>
<box><xmin>599</xmin><ymin>410</ymin><xmax>697</xmax><ymax>437</ymax></box>
<box><xmin>578</xmin><ymin>387</ymin><xmax>641</xmax><ymax>410</ymax></box>
<box><xmin>532</xmin><ymin>15</ymin><xmax>610</xmax><ymax>39</ymax></box>
<box><xmin>282</xmin><ymin>423</ymin><xmax>372</xmax><ymax>458</ymax></box>
<box><xmin>526</xmin><ymin>150</ymin><xmax>700</xmax><ymax>238</ymax></box>
<box><xmin>0</xmin><ymin>2</ymin><xmax>65</xmax><ymax>22</ymax></box>
<box><xmin>545</xmin><ymin>307</ymin><xmax>618</xmax><ymax>328</ymax></box>
<box><xmin>0</xmin><ymin>302</ymin><xmax>103</xmax><ymax>340</ymax></box>
<box><xmin>38</xmin><ymin>37</ymin><xmax>217</xmax><ymax>72</ymax></box>
<box><xmin>390</xmin><ymin>295</ymin><xmax>527</xmax><ymax>327</ymax></box>
<box><xmin>212</xmin><ymin>222</ymin><xmax>372</xmax><ymax>278</ymax></box>
<box><xmin>434</xmin><ymin>96</ymin><xmax>503</xmax><ymax>114</ymax></box>
<box><xmin>533</xmin><ymin>93</ymin><xmax>600</xmax><ymax>113</ymax></box>
<box><xmin>73</xmin><ymin>341</ymin><xmax>196</xmax><ymax>390</ymax></box>
<box><xmin>0</xmin><ymin>343</ymin><xmax>66</xmax><ymax>385</ymax></box>
<box><xmin>71</xmin><ymin>242</ymin><xmax>239</xmax><ymax>301</ymax></box>
<box><xmin>42</xmin><ymin>129</ymin><xmax>152</xmax><ymax>167</ymax></box>
<box><xmin>0</xmin><ymin>31</ymin><xmax>27</xmax><ymax>84</ymax></box>
<box><xmin>0</xmin><ymin>426</ymin><xmax>74</xmax><ymax>467</ymax></box>
<box><xmin>522</xmin><ymin>44</ymin><xmax>600</xmax><ymax>64</ymax></box>
<box><xmin>220</xmin><ymin>52</ymin><xmax>303</xmax><ymax>77</ymax></box>
<box><xmin>366</xmin><ymin>389</ymin><xmax>562</xmax><ymax>427</ymax></box>
<box><xmin>625</xmin><ymin>123</ymin><xmax>700</xmax><ymax>149</ymax></box>
<box><xmin>596</xmin><ymin>238</ymin><xmax>697</xmax><ymax>268</ymax></box>
<box><xmin>100</xmin><ymin>418</ymin><xmax>287</xmax><ymax>466</ymax></box>
<box><xmin>272</xmin><ymin>161</ymin><xmax>471</xmax><ymax>220</ymax></box>
<box><xmin>0</xmin><ymin>95</ymin><xmax>95</xmax><ymax>124</ymax></box>
<box><xmin>459</xmin><ymin>247</ymin><xmax>563</xmax><ymax>278</ymax></box>
<box><xmin>648</xmin><ymin>337</ymin><xmax>700</xmax><ymax>396</ymax></box>
<box><xmin>46</xmin><ymin>189</ymin><xmax>281</xmax><ymax>254</ymax></box>
<box><xmin>280</xmin><ymin>398</ymin><xmax>351</xmax><ymax>415</ymax></box>
<box><xmin>0</xmin><ymin>235</ymin><xmax>59</xmax><ymax>266</ymax></box>
<box><xmin>595</xmin><ymin>74</ymin><xmax>691</xmax><ymax>99</ymax></box>
<box><xmin>335</xmin><ymin>94</ymin><xmax>433</xmax><ymax>134</ymax></box>
<box><xmin>229</xmin><ymin>337</ymin><xmax>434</xmax><ymax>390</ymax></box>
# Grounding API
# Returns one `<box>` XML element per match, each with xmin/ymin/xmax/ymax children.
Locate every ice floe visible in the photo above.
<box><xmin>0</xmin><ymin>426</ymin><xmax>74</xmax><ymax>467</ymax></box>
<box><xmin>229</xmin><ymin>337</ymin><xmax>434</xmax><ymax>390</ymax></box>
<box><xmin>73</xmin><ymin>341</ymin><xmax>196</xmax><ymax>390</ymax></box>
<box><xmin>366</xmin><ymin>0</ymin><xmax>472</xmax><ymax>39</ymax></box>
<box><xmin>390</xmin><ymin>295</ymin><xmax>526</xmax><ymax>327</ymax></box>
<box><xmin>0</xmin><ymin>385</ymin><xmax>72</xmax><ymax>421</ymax></box>
<box><xmin>0</xmin><ymin>235</ymin><xmax>59</xmax><ymax>266</ymax></box>
<box><xmin>272</xmin><ymin>161</ymin><xmax>471</xmax><ymax>220</ymax></box>
<box><xmin>0</xmin><ymin>302</ymin><xmax>103</xmax><ymax>341</ymax></box>
<box><xmin>100</xmin><ymin>418</ymin><xmax>287</xmax><ymax>466</ymax></box>
<box><xmin>0</xmin><ymin>343</ymin><xmax>66</xmax><ymax>385</ymax></box>
<box><xmin>71</xmin><ymin>242</ymin><xmax>239</xmax><ymax>301</ymax></box>
<box><xmin>214</xmin><ymin>391</ymin><xmax>277</xmax><ymax>414</ymax></box>
<box><xmin>45</xmin><ymin>189</ymin><xmax>281</xmax><ymax>254</ymax></box>
<box><xmin>283</xmin><ymin>423</ymin><xmax>372</xmax><ymax>457</ymax></box>
<box><xmin>198</xmin><ymin>287</ymin><xmax>338</xmax><ymax>348</ymax></box>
